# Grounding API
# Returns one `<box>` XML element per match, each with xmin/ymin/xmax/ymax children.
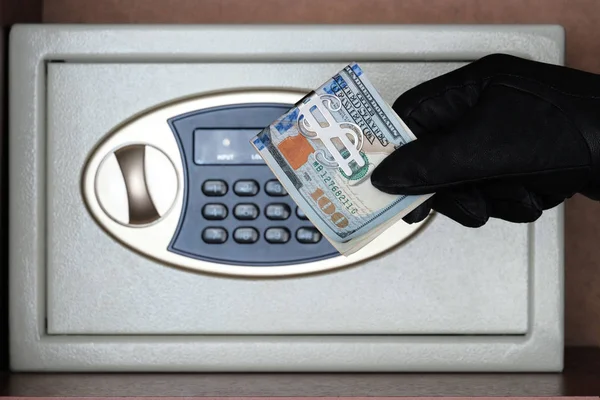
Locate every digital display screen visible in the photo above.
<box><xmin>193</xmin><ymin>129</ymin><xmax>266</xmax><ymax>165</ymax></box>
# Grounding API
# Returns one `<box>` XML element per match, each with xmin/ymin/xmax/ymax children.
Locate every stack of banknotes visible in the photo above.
<box><xmin>250</xmin><ymin>63</ymin><xmax>433</xmax><ymax>255</ymax></box>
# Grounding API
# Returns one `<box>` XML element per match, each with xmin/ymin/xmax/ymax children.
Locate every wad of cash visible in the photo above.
<box><xmin>250</xmin><ymin>63</ymin><xmax>433</xmax><ymax>256</ymax></box>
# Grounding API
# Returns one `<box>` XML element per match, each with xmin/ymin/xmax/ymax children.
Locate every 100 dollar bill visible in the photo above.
<box><xmin>250</xmin><ymin>63</ymin><xmax>433</xmax><ymax>255</ymax></box>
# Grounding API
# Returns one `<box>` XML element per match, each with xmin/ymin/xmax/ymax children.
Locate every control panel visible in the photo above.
<box><xmin>166</xmin><ymin>104</ymin><xmax>339</xmax><ymax>265</ymax></box>
<box><xmin>82</xmin><ymin>90</ymin><xmax>428</xmax><ymax>277</ymax></box>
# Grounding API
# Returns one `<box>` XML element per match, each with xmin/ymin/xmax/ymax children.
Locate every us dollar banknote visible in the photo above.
<box><xmin>250</xmin><ymin>63</ymin><xmax>433</xmax><ymax>255</ymax></box>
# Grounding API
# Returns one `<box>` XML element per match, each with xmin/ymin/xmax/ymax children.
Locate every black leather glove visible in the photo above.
<box><xmin>370</xmin><ymin>53</ymin><xmax>600</xmax><ymax>227</ymax></box>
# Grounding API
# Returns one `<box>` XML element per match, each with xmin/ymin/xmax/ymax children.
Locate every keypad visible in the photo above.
<box><xmin>202</xmin><ymin>203</ymin><xmax>227</xmax><ymax>220</ymax></box>
<box><xmin>196</xmin><ymin>176</ymin><xmax>328</xmax><ymax>250</ymax></box>
<box><xmin>234</xmin><ymin>203</ymin><xmax>259</xmax><ymax>220</ymax></box>
<box><xmin>265</xmin><ymin>203</ymin><xmax>290</xmax><ymax>220</ymax></box>
<box><xmin>296</xmin><ymin>227</ymin><xmax>322</xmax><ymax>244</ymax></box>
<box><xmin>265</xmin><ymin>179</ymin><xmax>287</xmax><ymax>196</ymax></box>
<box><xmin>234</xmin><ymin>227</ymin><xmax>259</xmax><ymax>244</ymax></box>
<box><xmin>202</xmin><ymin>227</ymin><xmax>228</xmax><ymax>244</ymax></box>
<box><xmin>265</xmin><ymin>227</ymin><xmax>290</xmax><ymax>244</ymax></box>
<box><xmin>202</xmin><ymin>180</ymin><xmax>227</xmax><ymax>196</ymax></box>
<box><xmin>234</xmin><ymin>180</ymin><xmax>259</xmax><ymax>196</ymax></box>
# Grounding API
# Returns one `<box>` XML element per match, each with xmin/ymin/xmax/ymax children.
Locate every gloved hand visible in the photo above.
<box><xmin>370</xmin><ymin>53</ymin><xmax>600</xmax><ymax>227</ymax></box>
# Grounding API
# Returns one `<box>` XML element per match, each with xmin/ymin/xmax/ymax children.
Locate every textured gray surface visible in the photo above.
<box><xmin>9</xmin><ymin>24</ymin><xmax>564</xmax><ymax>371</ymax></box>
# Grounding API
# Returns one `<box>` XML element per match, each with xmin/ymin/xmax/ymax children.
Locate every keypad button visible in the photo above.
<box><xmin>234</xmin><ymin>180</ymin><xmax>259</xmax><ymax>196</ymax></box>
<box><xmin>234</xmin><ymin>203</ymin><xmax>259</xmax><ymax>220</ymax></box>
<box><xmin>296</xmin><ymin>206</ymin><xmax>308</xmax><ymax>220</ymax></box>
<box><xmin>265</xmin><ymin>227</ymin><xmax>290</xmax><ymax>244</ymax></box>
<box><xmin>202</xmin><ymin>227</ymin><xmax>228</xmax><ymax>244</ymax></box>
<box><xmin>202</xmin><ymin>180</ymin><xmax>228</xmax><ymax>196</ymax></box>
<box><xmin>202</xmin><ymin>204</ymin><xmax>228</xmax><ymax>220</ymax></box>
<box><xmin>265</xmin><ymin>179</ymin><xmax>287</xmax><ymax>196</ymax></box>
<box><xmin>296</xmin><ymin>227</ymin><xmax>322</xmax><ymax>244</ymax></box>
<box><xmin>234</xmin><ymin>227</ymin><xmax>259</xmax><ymax>244</ymax></box>
<box><xmin>265</xmin><ymin>203</ymin><xmax>291</xmax><ymax>220</ymax></box>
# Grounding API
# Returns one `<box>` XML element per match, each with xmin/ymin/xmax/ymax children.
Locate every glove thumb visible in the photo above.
<box><xmin>371</xmin><ymin>132</ymin><xmax>450</xmax><ymax>196</ymax></box>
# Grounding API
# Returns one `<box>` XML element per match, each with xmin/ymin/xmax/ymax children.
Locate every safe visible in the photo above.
<box><xmin>8</xmin><ymin>24</ymin><xmax>565</xmax><ymax>372</ymax></box>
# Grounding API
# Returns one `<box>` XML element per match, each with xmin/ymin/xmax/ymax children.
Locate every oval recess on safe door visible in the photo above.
<box><xmin>81</xmin><ymin>89</ymin><xmax>432</xmax><ymax>278</ymax></box>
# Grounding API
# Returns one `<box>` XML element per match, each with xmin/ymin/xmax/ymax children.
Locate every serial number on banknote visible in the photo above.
<box><xmin>311</xmin><ymin>160</ymin><xmax>358</xmax><ymax>216</ymax></box>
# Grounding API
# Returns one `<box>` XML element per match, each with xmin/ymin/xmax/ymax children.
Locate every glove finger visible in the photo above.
<box><xmin>537</xmin><ymin>194</ymin><xmax>567</xmax><ymax>210</ymax></box>
<box><xmin>391</xmin><ymin>55</ymin><xmax>506</xmax><ymax>137</ymax></box>
<box><xmin>481</xmin><ymin>183</ymin><xmax>543</xmax><ymax>223</ymax></box>
<box><xmin>394</xmin><ymin>82</ymin><xmax>482</xmax><ymax>138</ymax></box>
<box><xmin>521</xmin><ymin>167</ymin><xmax>588</xmax><ymax>206</ymax></box>
<box><xmin>429</xmin><ymin>187</ymin><xmax>489</xmax><ymax>228</ymax></box>
<box><xmin>393</xmin><ymin>53</ymin><xmax>600</xmax><ymax>139</ymax></box>
<box><xmin>402</xmin><ymin>200</ymin><xmax>433</xmax><ymax>224</ymax></box>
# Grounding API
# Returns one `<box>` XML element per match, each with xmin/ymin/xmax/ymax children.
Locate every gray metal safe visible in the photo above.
<box><xmin>8</xmin><ymin>24</ymin><xmax>565</xmax><ymax>372</ymax></box>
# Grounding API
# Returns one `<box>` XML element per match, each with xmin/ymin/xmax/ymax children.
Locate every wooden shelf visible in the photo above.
<box><xmin>0</xmin><ymin>347</ymin><xmax>597</xmax><ymax>397</ymax></box>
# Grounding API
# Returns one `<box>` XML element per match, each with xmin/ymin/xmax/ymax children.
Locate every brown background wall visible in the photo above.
<box><xmin>2</xmin><ymin>0</ymin><xmax>600</xmax><ymax>356</ymax></box>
